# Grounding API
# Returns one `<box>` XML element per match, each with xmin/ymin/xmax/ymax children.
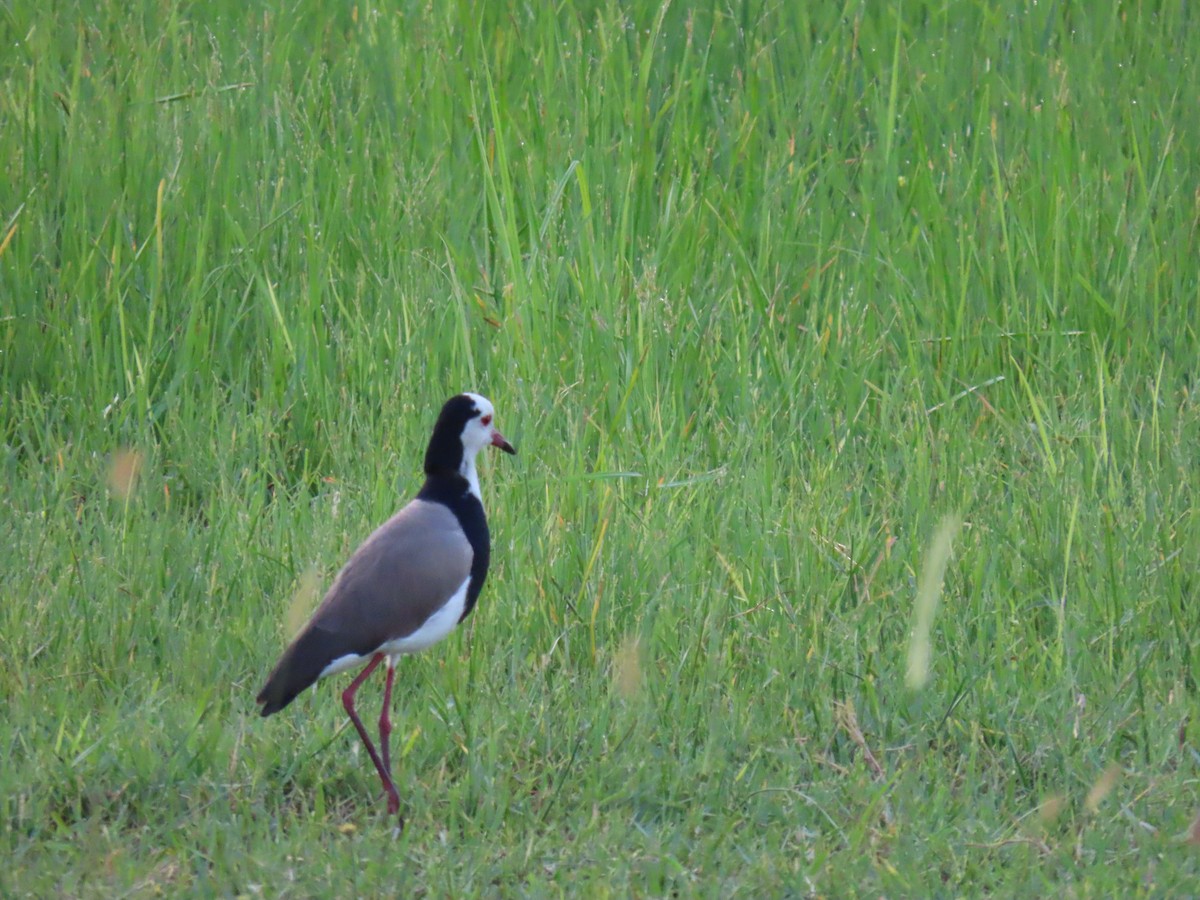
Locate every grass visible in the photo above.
<box><xmin>2</xmin><ymin>0</ymin><xmax>1198</xmax><ymax>894</ymax></box>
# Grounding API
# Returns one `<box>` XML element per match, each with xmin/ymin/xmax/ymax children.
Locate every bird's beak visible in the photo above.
<box><xmin>491</xmin><ymin>430</ymin><xmax>516</xmax><ymax>455</ymax></box>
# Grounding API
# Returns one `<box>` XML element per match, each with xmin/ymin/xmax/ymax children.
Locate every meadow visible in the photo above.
<box><xmin>2</xmin><ymin>1</ymin><xmax>1198</xmax><ymax>895</ymax></box>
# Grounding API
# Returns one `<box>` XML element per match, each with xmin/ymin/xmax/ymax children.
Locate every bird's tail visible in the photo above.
<box><xmin>256</xmin><ymin>627</ymin><xmax>339</xmax><ymax>716</ymax></box>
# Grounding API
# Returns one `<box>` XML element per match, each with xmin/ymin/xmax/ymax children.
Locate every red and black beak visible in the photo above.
<box><xmin>491</xmin><ymin>430</ymin><xmax>516</xmax><ymax>455</ymax></box>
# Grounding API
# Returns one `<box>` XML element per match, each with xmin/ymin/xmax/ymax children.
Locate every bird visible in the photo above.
<box><xmin>256</xmin><ymin>392</ymin><xmax>516</xmax><ymax>820</ymax></box>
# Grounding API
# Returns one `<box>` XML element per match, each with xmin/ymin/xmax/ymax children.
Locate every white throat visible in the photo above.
<box><xmin>460</xmin><ymin>454</ymin><xmax>482</xmax><ymax>501</ymax></box>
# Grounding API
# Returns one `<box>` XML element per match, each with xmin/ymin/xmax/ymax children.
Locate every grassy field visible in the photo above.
<box><xmin>2</xmin><ymin>1</ymin><xmax>1199</xmax><ymax>895</ymax></box>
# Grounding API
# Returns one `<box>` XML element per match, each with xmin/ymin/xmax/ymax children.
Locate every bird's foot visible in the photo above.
<box><xmin>384</xmin><ymin>788</ymin><xmax>402</xmax><ymax>817</ymax></box>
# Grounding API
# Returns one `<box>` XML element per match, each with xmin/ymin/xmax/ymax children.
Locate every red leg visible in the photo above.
<box><xmin>341</xmin><ymin>653</ymin><xmax>400</xmax><ymax>816</ymax></box>
<box><xmin>379</xmin><ymin>657</ymin><xmax>396</xmax><ymax>778</ymax></box>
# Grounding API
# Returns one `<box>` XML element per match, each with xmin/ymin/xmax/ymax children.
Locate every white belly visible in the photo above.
<box><xmin>317</xmin><ymin>576</ymin><xmax>471</xmax><ymax>679</ymax></box>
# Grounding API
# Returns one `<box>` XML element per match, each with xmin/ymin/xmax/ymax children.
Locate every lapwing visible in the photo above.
<box><xmin>256</xmin><ymin>393</ymin><xmax>516</xmax><ymax>820</ymax></box>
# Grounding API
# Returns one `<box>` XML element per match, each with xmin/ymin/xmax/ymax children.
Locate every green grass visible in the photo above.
<box><xmin>2</xmin><ymin>0</ymin><xmax>1199</xmax><ymax>895</ymax></box>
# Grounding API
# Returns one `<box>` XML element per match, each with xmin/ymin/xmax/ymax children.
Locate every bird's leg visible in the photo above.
<box><xmin>342</xmin><ymin>653</ymin><xmax>401</xmax><ymax>816</ymax></box>
<box><xmin>379</xmin><ymin>657</ymin><xmax>396</xmax><ymax>778</ymax></box>
<box><xmin>378</xmin><ymin>659</ymin><xmax>405</xmax><ymax>831</ymax></box>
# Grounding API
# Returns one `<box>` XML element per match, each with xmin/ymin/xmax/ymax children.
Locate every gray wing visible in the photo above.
<box><xmin>312</xmin><ymin>499</ymin><xmax>473</xmax><ymax>645</ymax></box>
<box><xmin>257</xmin><ymin>499</ymin><xmax>471</xmax><ymax>716</ymax></box>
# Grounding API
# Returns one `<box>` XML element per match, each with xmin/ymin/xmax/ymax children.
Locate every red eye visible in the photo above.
<box><xmin>481</xmin><ymin>415</ymin><xmax>492</xmax><ymax>426</ymax></box>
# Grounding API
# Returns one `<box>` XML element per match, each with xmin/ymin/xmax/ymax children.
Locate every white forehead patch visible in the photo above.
<box><xmin>463</xmin><ymin>392</ymin><xmax>494</xmax><ymax>419</ymax></box>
